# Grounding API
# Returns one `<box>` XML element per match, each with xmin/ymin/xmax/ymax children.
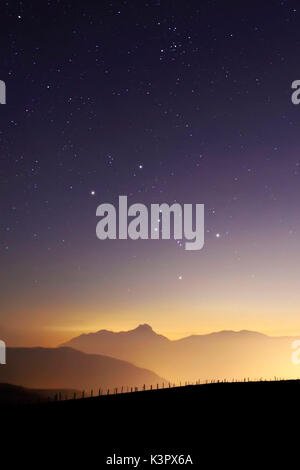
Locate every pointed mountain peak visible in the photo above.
<box><xmin>135</xmin><ymin>323</ymin><xmax>153</xmax><ymax>332</ymax></box>
<box><xmin>128</xmin><ymin>323</ymin><xmax>169</xmax><ymax>342</ymax></box>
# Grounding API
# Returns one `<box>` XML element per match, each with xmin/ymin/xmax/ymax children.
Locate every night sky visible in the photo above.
<box><xmin>2</xmin><ymin>0</ymin><xmax>300</xmax><ymax>346</ymax></box>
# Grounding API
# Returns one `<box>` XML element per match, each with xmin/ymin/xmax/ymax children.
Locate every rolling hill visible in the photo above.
<box><xmin>0</xmin><ymin>346</ymin><xmax>165</xmax><ymax>392</ymax></box>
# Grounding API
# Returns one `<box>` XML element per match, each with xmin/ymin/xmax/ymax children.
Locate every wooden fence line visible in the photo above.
<box><xmin>41</xmin><ymin>375</ymin><xmax>295</xmax><ymax>404</ymax></box>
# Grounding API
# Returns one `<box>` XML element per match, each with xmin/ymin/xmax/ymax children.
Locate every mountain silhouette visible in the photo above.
<box><xmin>0</xmin><ymin>347</ymin><xmax>165</xmax><ymax>391</ymax></box>
<box><xmin>62</xmin><ymin>324</ymin><xmax>300</xmax><ymax>382</ymax></box>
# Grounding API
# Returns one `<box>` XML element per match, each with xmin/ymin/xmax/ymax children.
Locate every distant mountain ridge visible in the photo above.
<box><xmin>65</xmin><ymin>324</ymin><xmax>268</xmax><ymax>342</ymax></box>
<box><xmin>74</xmin><ymin>323</ymin><xmax>168</xmax><ymax>341</ymax></box>
<box><xmin>62</xmin><ymin>324</ymin><xmax>300</xmax><ymax>382</ymax></box>
<box><xmin>0</xmin><ymin>347</ymin><xmax>165</xmax><ymax>391</ymax></box>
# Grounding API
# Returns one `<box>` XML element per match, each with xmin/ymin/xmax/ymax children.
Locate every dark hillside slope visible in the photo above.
<box><xmin>2</xmin><ymin>379</ymin><xmax>299</xmax><ymax>467</ymax></box>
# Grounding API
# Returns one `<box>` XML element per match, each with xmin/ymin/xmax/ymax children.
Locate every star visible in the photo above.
<box><xmin>90</xmin><ymin>190</ymin><xmax>95</xmax><ymax>196</ymax></box>
<box><xmin>216</xmin><ymin>233</ymin><xmax>221</xmax><ymax>238</ymax></box>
